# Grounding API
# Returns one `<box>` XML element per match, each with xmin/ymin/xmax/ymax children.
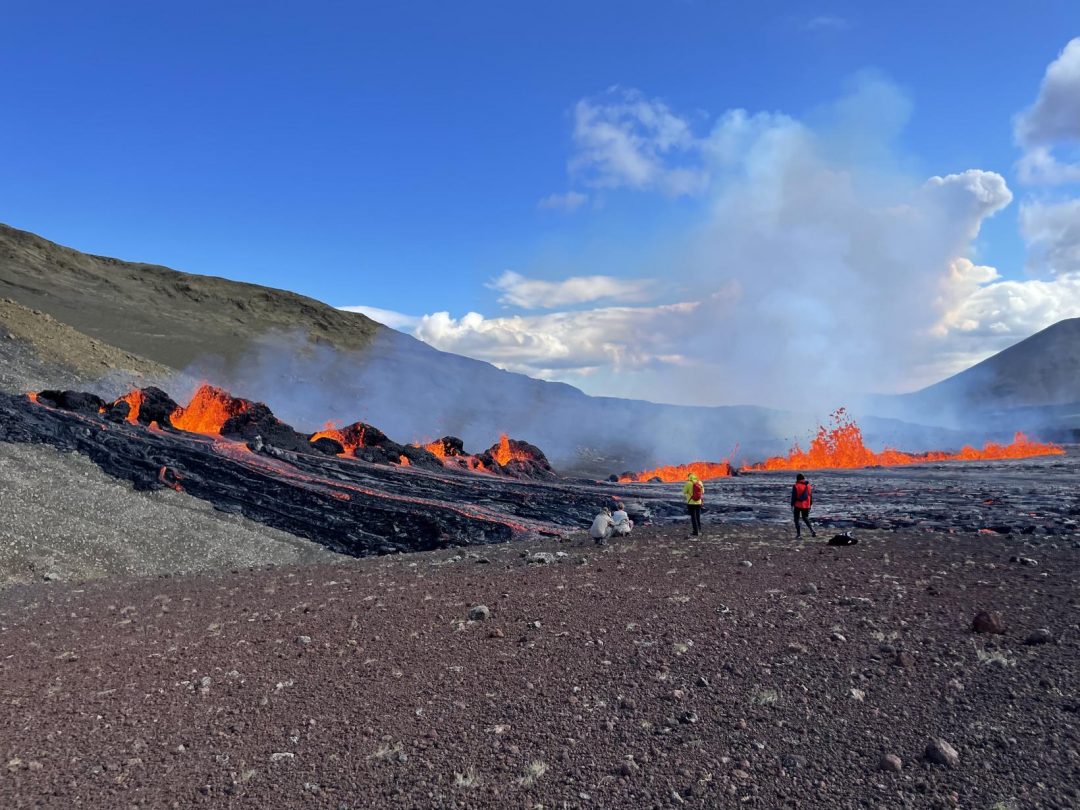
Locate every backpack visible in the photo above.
<box><xmin>692</xmin><ymin>480</ymin><xmax>704</xmax><ymax>501</ymax></box>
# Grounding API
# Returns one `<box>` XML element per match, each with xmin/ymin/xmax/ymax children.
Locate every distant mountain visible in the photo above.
<box><xmin>0</xmin><ymin>222</ymin><xmax>986</xmax><ymax>471</ymax></box>
<box><xmin>873</xmin><ymin>318</ymin><xmax>1080</xmax><ymax>438</ymax></box>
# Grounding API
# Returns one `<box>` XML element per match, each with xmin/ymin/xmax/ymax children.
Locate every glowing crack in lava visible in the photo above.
<box><xmin>169</xmin><ymin>384</ymin><xmax>251</xmax><ymax>435</ymax></box>
<box><xmin>619</xmin><ymin>461</ymin><xmax>733</xmax><ymax>483</ymax></box>
<box><xmin>746</xmin><ymin>408</ymin><xmax>1064</xmax><ymax>471</ymax></box>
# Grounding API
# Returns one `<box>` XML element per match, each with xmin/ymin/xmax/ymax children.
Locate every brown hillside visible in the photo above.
<box><xmin>0</xmin><ymin>223</ymin><xmax>380</xmax><ymax>371</ymax></box>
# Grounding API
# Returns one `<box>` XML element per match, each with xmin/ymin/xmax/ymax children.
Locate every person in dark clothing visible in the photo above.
<box><xmin>791</xmin><ymin>473</ymin><xmax>817</xmax><ymax>538</ymax></box>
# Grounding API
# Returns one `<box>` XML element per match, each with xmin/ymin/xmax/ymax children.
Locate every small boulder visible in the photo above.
<box><xmin>296</xmin><ymin>635</ymin><xmax>312</xmax><ymax>646</ymax></box>
<box><xmin>1025</xmin><ymin>628</ymin><xmax>1053</xmax><ymax>645</ymax></box>
<box><xmin>924</xmin><ymin>738</ymin><xmax>960</xmax><ymax>768</ymax></box>
<box><xmin>972</xmin><ymin>611</ymin><xmax>1005</xmax><ymax>634</ymax></box>
<box><xmin>894</xmin><ymin>651</ymin><xmax>917</xmax><ymax>670</ymax></box>
<box><xmin>878</xmin><ymin>754</ymin><xmax>902</xmax><ymax>773</ymax></box>
<box><xmin>468</xmin><ymin>605</ymin><xmax>491</xmax><ymax>621</ymax></box>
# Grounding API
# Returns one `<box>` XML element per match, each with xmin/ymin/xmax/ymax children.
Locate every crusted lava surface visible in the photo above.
<box><xmin>0</xmin><ymin>527</ymin><xmax>1077</xmax><ymax>808</ymax></box>
<box><xmin>0</xmin><ymin>390</ymin><xmax>672</xmax><ymax>557</ymax></box>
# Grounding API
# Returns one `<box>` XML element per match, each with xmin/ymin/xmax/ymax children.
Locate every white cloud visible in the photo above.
<box><xmin>411</xmin><ymin>301</ymin><xmax>701</xmax><ymax>378</ymax></box>
<box><xmin>930</xmin><ymin>259</ymin><xmax>1080</xmax><ymax>378</ymax></box>
<box><xmin>339</xmin><ymin>305</ymin><xmax>420</xmax><ymax>331</ymax></box>
<box><xmin>1017</xmin><ymin>145</ymin><xmax>1080</xmax><ymax>185</ymax></box>
<box><xmin>487</xmin><ymin>270</ymin><xmax>654</xmax><ymax>309</ymax></box>
<box><xmin>1016</xmin><ymin>38</ymin><xmax>1080</xmax><ymax>145</ymax></box>
<box><xmin>537</xmin><ymin>191</ymin><xmax>588</xmax><ymax>212</ymax></box>
<box><xmin>1020</xmin><ymin>198</ymin><xmax>1080</xmax><ymax>276</ymax></box>
<box><xmin>1015</xmin><ymin>38</ymin><xmax>1080</xmax><ymax>185</ymax></box>
<box><xmin>570</xmin><ymin>88</ymin><xmax>708</xmax><ymax>197</ymax></box>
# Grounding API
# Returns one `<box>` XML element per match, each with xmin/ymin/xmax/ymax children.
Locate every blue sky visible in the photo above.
<box><xmin>3</xmin><ymin>2</ymin><xmax>1079</xmax><ymax>405</ymax></box>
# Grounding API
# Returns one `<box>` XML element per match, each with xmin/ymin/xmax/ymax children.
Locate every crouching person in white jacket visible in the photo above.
<box><xmin>589</xmin><ymin>507</ymin><xmax>614</xmax><ymax>545</ymax></box>
<box><xmin>611</xmin><ymin>502</ymin><xmax>634</xmax><ymax>537</ymax></box>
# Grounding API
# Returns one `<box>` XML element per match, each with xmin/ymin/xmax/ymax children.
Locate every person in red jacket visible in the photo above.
<box><xmin>791</xmin><ymin>473</ymin><xmax>817</xmax><ymax>538</ymax></box>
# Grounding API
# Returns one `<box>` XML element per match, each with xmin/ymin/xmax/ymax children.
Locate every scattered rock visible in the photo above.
<box><xmin>799</xmin><ymin>583</ymin><xmax>818</xmax><ymax>595</ymax></box>
<box><xmin>526</xmin><ymin>552</ymin><xmax>556</xmax><ymax>565</ymax></box>
<box><xmin>738</xmin><ymin>560</ymin><xmax>753</xmax><ymax>568</ymax></box>
<box><xmin>468</xmin><ymin>605</ymin><xmax>491</xmax><ymax>621</ymax></box>
<box><xmin>893</xmin><ymin>651</ymin><xmax>917</xmax><ymax>670</ymax></box>
<box><xmin>972</xmin><ymin>611</ymin><xmax>1006</xmax><ymax>634</ymax></box>
<box><xmin>831</xmin><ymin>632</ymin><xmax>847</xmax><ymax>643</ymax></box>
<box><xmin>878</xmin><ymin>754</ymin><xmax>903</xmax><ymax>773</ymax></box>
<box><xmin>924</xmin><ymin>738</ymin><xmax>960</xmax><ymax>768</ymax></box>
<box><xmin>781</xmin><ymin>754</ymin><xmax>807</xmax><ymax>770</ymax></box>
<box><xmin>41</xmin><ymin>572</ymin><xmax>61</xmax><ymax>582</ymax></box>
<box><xmin>269</xmin><ymin>752</ymin><xmax>294</xmax><ymax>763</ymax></box>
<box><xmin>1025</xmin><ymin>628</ymin><xmax>1053</xmax><ymax>645</ymax></box>
<box><xmin>488</xmin><ymin>628</ymin><xmax>505</xmax><ymax>639</ymax></box>
<box><xmin>296</xmin><ymin>635</ymin><xmax>312</xmax><ymax>646</ymax></box>
<box><xmin>1009</xmin><ymin>556</ymin><xmax>1038</xmax><ymax>566</ymax></box>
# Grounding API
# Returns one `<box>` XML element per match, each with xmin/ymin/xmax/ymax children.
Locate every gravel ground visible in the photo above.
<box><xmin>0</xmin><ymin>442</ymin><xmax>340</xmax><ymax>587</ymax></box>
<box><xmin>1</xmin><ymin>526</ymin><xmax>1076</xmax><ymax>809</ymax></box>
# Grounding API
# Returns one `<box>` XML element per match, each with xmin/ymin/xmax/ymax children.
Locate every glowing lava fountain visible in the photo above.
<box><xmin>746</xmin><ymin>408</ymin><xmax>1064</xmax><ymax>471</ymax></box>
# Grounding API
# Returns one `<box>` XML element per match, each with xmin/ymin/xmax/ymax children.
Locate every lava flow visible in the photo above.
<box><xmin>746</xmin><ymin>408</ymin><xmax>1064</xmax><ymax>471</ymax></box>
<box><xmin>170</xmin><ymin>384</ymin><xmax>251</xmax><ymax>435</ymax></box>
<box><xmin>619</xmin><ymin>461</ymin><xmax>733</xmax><ymax>483</ymax></box>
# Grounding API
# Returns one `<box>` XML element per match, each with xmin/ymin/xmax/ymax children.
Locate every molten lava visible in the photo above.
<box><xmin>311</xmin><ymin>422</ymin><xmax>368</xmax><ymax>454</ymax></box>
<box><xmin>619</xmin><ymin>461</ymin><xmax>733</xmax><ymax>483</ymax></box>
<box><xmin>746</xmin><ymin>408</ymin><xmax>1064</xmax><ymax>471</ymax></box>
<box><xmin>493</xmin><ymin>433</ymin><xmax>532</xmax><ymax>466</ymax></box>
<box><xmin>423</xmin><ymin>440</ymin><xmax>448</xmax><ymax>459</ymax></box>
<box><xmin>169</xmin><ymin>385</ymin><xmax>251</xmax><ymax>435</ymax></box>
<box><xmin>117</xmin><ymin>389</ymin><xmax>145</xmax><ymax>424</ymax></box>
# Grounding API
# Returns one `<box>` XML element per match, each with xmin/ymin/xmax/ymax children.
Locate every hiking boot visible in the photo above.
<box><xmin>810</xmin><ymin>530</ymin><xmax>817</xmax><ymax>537</ymax></box>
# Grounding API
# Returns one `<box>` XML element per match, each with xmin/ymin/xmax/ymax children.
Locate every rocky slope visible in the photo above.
<box><xmin>0</xmin><ymin>526</ymin><xmax>1076</xmax><ymax>808</ymax></box>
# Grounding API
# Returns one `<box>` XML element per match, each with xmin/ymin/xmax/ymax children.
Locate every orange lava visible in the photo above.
<box><xmin>424</xmin><ymin>440</ymin><xmax>448</xmax><ymax>459</ymax></box>
<box><xmin>310</xmin><ymin>422</ymin><xmax>368</xmax><ymax>454</ymax></box>
<box><xmin>27</xmin><ymin>392</ymin><xmax>39</xmax><ymax>404</ymax></box>
<box><xmin>493</xmin><ymin>434</ymin><xmax>532</xmax><ymax>466</ymax></box>
<box><xmin>746</xmin><ymin>408</ymin><xmax>1064</xmax><ymax>471</ymax></box>
<box><xmin>619</xmin><ymin>460</ymin><xmax>733</xmax><ymax>483</ymax></box>
<box><xmin>170</xmin><ymin>384</ymin><xmax>251</xmax><ymax>435</ymax></box>
<box><xmin>398</xmin><ymin>454</ymin><xmax>410</xmax><ymax>466</ymax></box>
<box><xmin>118</xmin><ymin>389</ymin><xmax>145</xmax><ymax>424</ymax></box>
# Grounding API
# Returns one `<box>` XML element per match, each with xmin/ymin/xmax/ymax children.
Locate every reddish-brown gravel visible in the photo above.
<box><xmin>1</xmin><ymin>526</ymin><xmax>1077</xmax><ymax>809</ymax></box>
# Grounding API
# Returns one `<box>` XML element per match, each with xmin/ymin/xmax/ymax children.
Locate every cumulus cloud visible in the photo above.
<box><xmin>411</xmin><ymin>301</ymin><xmax>702</xmax><ymax>378</ymax></box>
<box><xmin>1021</xmin><ymin>198</ymin><xmax>1080</xmax><ymax>276</ymax></box>
<box><xmin>1016</xmin><ymin>38</ymin><xmax>1080</xmax><ymax>145</ymax></box>
<box><xmin>1015</xmin><ymin>38</ymin><xmax>1080</xmax><ymax>185</ymax></box>
<box><xmin>570</xmin><ymin>88</ymin><xmax>708</xmax><ymax>196</ymax></box>
<box><xmin>487</xmin><ymin>270</ymin><xmax>655</xmax><ymax>309</ymax></box>
<box><xmin>339</xmin><ymin>305</ymin><xmax>420</xmax><ymax>331</ymax></box>
<box><xmin>537</xmin><ymin>190</ymin><xmax>588</xmax><ymax>211</ymax></box>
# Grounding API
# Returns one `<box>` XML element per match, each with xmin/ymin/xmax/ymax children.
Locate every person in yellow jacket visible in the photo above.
<box><xmin>682</xmin><ymin>473</ymin><xmax>704</xmax><ymax>537</ymax></box>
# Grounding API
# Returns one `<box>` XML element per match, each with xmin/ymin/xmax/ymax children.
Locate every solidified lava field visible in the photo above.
<box><xmin>0</xmin><ymin>527</ymin><xmax>1077</xmax><ymax>809</ymax></box>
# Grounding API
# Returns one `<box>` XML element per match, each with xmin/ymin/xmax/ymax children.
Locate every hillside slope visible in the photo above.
<box><xmin>0</xmin><ymin>223</ymin><xmax>380</xmax><ymax>370</ymax></box>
